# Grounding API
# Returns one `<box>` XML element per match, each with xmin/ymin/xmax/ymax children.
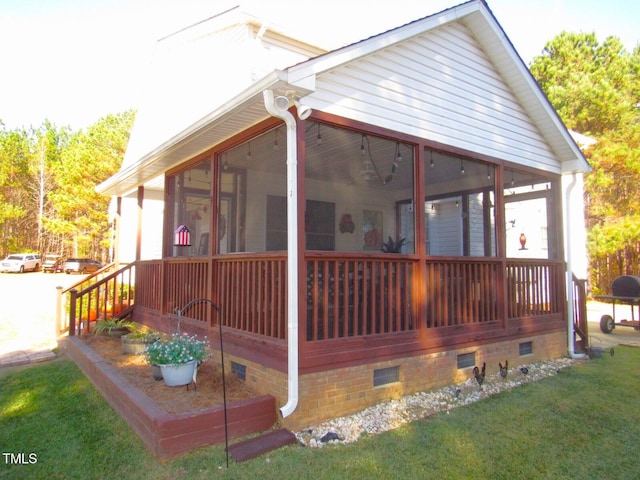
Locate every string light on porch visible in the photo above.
<box><xmin>460</xmin><ymin>159</ymin><xmax>465</xmax><ymax>175</ymax></box>
<box><xmin>358</xmin><ymin>135</ymin><xmax>403</xmax><ymax>185</ymax></box>
<box><xmin>246</xmin><ymin>141</ymin><xmax>252</xmax><ymax>161</ymax></box>
<box><xmin>273</xmin><ymin>128</ymin><xmax>279</xmax><ymax>151</ymax></box>
<box><xmin>316</xmin><ymin>124</ymin><xmax>322</xmax><ymax>146</ymax></box>
<box><xmin>429</xmin><ymin>150</ymin><xmax>434</xmax><ymax>168</ymax></box>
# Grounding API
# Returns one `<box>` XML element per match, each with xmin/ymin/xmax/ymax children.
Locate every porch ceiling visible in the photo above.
<box><xmin>98</xmin><ymin>74</ymin><xmax>292</xmax><ymax>197</ymax></box>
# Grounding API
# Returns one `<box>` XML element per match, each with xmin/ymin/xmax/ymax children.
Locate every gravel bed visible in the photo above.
<box><xmin>296</xmin><ymin>357</ymin><xmax>575</xmax><ymax>447</ymax></box>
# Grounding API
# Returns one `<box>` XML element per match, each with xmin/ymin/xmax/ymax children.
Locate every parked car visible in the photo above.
<box><xmin>0</xmin><ymin>253</ymin><xmax>41</xmax><ymax>273</ymax></box>
<box><xmin>42</xmin><ymin>254</ymin><xmax>64</xmax><ymax>273</ymax></box>
<box><xmin>63</xmin><ymin>258</ymin><xmax>103</xmax><ymax>274</ymax></box>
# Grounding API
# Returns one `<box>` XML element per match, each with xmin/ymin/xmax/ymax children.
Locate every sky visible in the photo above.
<box><xmin>0</xmin><ymin>0</ymin><xmax>638</xmax><ymax>131</ymax></box>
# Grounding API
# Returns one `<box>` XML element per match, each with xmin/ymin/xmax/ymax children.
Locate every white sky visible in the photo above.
<box><xmin>0</xmin><ymin>0</ymin><xmax>638</xmax><ymax>131</ymax></box>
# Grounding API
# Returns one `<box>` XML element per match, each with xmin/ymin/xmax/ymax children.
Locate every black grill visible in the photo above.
<box><xmin>611</xmin><ymin>275</ymin><xmax>640</xmax><ymax>298</ymax></box>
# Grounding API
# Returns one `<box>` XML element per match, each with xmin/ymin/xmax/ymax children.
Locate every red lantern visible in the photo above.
<box><xmin>174</xmin><ymin>225</ymin><xmax>191</xmax><ymax>246</ymax></box>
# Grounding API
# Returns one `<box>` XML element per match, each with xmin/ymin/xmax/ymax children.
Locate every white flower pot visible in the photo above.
<box><xmin>159</xmin><ymin>360</ymin><xmax>197</xmax><ymax>387</ymax></box>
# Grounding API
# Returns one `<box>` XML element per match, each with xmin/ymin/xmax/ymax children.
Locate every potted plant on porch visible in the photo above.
<box><xmin>144</xmin><ymin>333</ymin><xmax>210</xmax><ymax>387</ymax></box>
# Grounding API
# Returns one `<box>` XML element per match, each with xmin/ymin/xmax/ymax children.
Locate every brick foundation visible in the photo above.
<box><xmin>230</xmin><ymin>330</ymin><xmax>567</xmax><ymax>430</ymax></box>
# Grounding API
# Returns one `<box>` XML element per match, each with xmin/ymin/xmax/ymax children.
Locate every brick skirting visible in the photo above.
<box><xmin>233</xmin><ymin>331</ymin><xmax>567</xmax><ymax>430</ymax></box>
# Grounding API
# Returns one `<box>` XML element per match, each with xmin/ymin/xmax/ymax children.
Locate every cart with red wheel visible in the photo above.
<box><xmin>595</xmin><ymin>275</ymin><xmax>640</xmax><ymax>334</ymax></box>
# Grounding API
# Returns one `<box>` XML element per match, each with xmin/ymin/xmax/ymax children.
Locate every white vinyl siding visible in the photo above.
<box><xmin>306</xmin><ymin>22</ymin><xmax>559</xmax><ymax>173</ymax></box>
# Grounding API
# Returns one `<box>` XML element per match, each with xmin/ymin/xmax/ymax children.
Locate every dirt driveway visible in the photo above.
<box><xmin>0</xmin><ymin>270</ymin><xmax>85</xmax><ymax>359</ymax></box>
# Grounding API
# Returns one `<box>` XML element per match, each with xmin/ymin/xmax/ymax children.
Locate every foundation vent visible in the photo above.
<box><xmin>373</xmin><ymin>366</ymin><xmax>399</xmax><ymax>387</ymax></box>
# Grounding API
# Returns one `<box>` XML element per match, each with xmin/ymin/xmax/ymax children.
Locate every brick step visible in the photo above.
<box><xmin>228</xmin><ymin>429</ymin><xmax>299</xmax><ymax>462</ymax></box>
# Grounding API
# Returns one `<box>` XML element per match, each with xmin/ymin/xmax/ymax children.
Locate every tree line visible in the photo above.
<box><xmin>530</xmin><ymin>32</ymin><xmax>640</xmax><ymax>293</ymax></box>
<box><xmin>1</xmin><ymin>32</ymin><xmax>638</xmax><ymax>294</ymax></box>
<box><xmin>0</xmin><ymin>111</ymin><xmax>134</xmax><ymax>263</ymax></box>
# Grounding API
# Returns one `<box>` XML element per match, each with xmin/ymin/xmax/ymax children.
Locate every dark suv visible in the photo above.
<box><xmin>63</xmin><ymin>258</ymin><xmax>103</xmax><ymax>274</ymax></box>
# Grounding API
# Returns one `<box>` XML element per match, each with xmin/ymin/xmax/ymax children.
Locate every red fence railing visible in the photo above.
<box><xmin>127</xmin><ymin>256</ymin><xmax>566</xmax><ymax>342</ymax></box>
<box><xmin>506</xmin><ymin>260</ymin><xmax>564</xmax><ymax>318</ymax></box>
<box><xmin>306</xmin><ymin>254</ymin><xmax>415</xmax><ymax>341</ymax></box>
<box><xmin>424</xmin><ymin>258</ymin><xmax>500</xmax><ymax>328</ymax></box>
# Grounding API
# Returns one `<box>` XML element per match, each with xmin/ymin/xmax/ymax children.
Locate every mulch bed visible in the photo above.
<box><xmin>80</xmin><ymin>335</ymin><xmax>258</xmax><ymax>414</ymax></box>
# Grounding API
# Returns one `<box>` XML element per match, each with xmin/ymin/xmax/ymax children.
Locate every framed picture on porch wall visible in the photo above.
<box><xmin>198</xmin><ymin>233</ymin><xmax>209</xmax><ymax>255</ymax></box>
<box><xmin>362</xmin><ymin>209</ymin><xmax>383</xmax><ymax>250</ymax></box>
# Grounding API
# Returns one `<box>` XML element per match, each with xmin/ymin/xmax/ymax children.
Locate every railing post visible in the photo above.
<box><xmin>69</xmin><ymin>289</ymin><xmax>78</xmax><ymax>336</ymax></box>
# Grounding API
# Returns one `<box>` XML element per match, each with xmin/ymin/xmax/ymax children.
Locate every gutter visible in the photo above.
<box><xmin>263</xmin><ymin>89</ymin><xmax>299</xmax><ymax>418</ymax></box>
<box><xmin>564</xmin><ymin>172</ymin><xmax>587</xmax><ymax>360</ymax></box>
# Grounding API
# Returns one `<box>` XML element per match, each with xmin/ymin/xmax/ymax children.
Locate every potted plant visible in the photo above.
<box><xmin>93</xmin><ymin>317</ymin><xmax>136</xmax><ymax>337</ymax></box>
<box><xmin>144</xmin><ymin>333</ymin><xmax>210</xmax><ymax>387</ymax></box>
<box><xmin>381</xmin><ymin>236</ymin><xmax>408</xmax><ymax>253</ymax></box>
<box><xmin>121</xmin><ymin>330</ymin><xmax>163</xmax><ymax>355</ymax></box>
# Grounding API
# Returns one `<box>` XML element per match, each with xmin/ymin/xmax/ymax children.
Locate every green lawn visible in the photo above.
<box><xmin>1</xmin><ymin>347</ymin><xmax>640</xmax><ymax>479</ymax></box>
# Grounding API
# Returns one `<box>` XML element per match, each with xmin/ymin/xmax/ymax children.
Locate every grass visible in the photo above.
<box><xmin>2</xmin><ymin>348</ymin><xmax>640</xmax><ymax>479</ymax></box>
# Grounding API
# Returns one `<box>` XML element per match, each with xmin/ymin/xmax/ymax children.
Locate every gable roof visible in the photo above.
<box><xmin>98</xmin><ymin>0</ymin><xmax>589</xmax><ymax>197</ymax></box>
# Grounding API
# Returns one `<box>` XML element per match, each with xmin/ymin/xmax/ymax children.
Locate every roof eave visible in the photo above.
<box><xmin>97</xmin><ymin>70</ymin><xmax>299</xmax><ymax>197</ymax></box>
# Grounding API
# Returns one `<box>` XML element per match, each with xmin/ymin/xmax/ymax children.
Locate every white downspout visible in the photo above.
<box><xmin>263</xmin><ymin>89</ymin><xmax>299</xmax><ymax>417</ymax></box>
<box><xmin>564</xmin><ymin>172</ymin><xmax>587</xmax><ymax>359</ymax></box>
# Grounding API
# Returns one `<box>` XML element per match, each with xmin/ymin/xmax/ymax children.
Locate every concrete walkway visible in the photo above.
<box><xmin>0</xmin><ymin>341</ymin><xmax>58</xmax><ymax>368</ymax></box>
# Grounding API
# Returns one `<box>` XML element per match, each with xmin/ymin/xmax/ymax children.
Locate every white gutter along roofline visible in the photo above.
<box><xmin>263</xmin><ymin>89</ymin><xmax>299</xmax><ymax>418</ymax></box>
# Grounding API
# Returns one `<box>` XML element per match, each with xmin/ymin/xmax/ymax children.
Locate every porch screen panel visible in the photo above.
<box><xmin>167</xmin><ymin>158</ymin><xmax>212</xmax><ymax>258</ymax></box>
<box><xmin>504</xmin><ymin>170</ymin><xmax>559</xmax><ymax>260</ymax></box>
<box><xmin>304</xmin><ymin>122</ymin><xmax>415</xmax><ymax>254</ymax></box>
<box><xmin>424</xmin><ymin>150</ymin><xmax>496</xmax><ymax>257</ymax></box>
<box><xmin>218</xmin><ymin>127</ymin><xmax>286</xmax><ymax>253</ymax></box>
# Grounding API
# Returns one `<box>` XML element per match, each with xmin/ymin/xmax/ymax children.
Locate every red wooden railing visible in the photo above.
<box><xmin>306</xmin><ymin>254</ymin><xmax>415</xmax><ymax>341</ymax></box>
<box><xmin>506</xmin><ymin>260</ymin><xmax>564</xmax><ymax>318</ymax></box>
<box><xmin>66</xmin><ymin>263</ymin><xmax>135</xmax><ymax>335</ymax></box>
<box><xmin>214</xmin><ymin>254</ymin><xmax>287</xmax><ymax>339</ymax></box>
<box><xmin>127</xmin><ymin>256</ymin><xmax>566</xmax><ymax>343</ymax></box>
<box><xmin>572</xmin><ymin>273</ymin><xmax>589</xmax><ymax>351</ymax></box>
<box><xmin>135</xmin><ymin>260</ymin><xmax>162</xmax><ymax>311</ymax></box>
<box><xmin>424</xmin><ymin>258</ymin><xmax>500</xmax><ymax>328</ymax></box>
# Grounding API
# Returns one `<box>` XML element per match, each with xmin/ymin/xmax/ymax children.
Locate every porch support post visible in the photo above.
<box><xmin>264</xmin><ymin>90</ymin><xmax>300</xmax><ymax>418</ymax></box>
<box><xmin>114</xmin><ymin>196</ymin><xmax>122</xmax><ymax>268</ymax></box>
<box><xmin>136</xmin><ymin>186</ymin><xmax>144</xmax><ymax>262</ymax></box>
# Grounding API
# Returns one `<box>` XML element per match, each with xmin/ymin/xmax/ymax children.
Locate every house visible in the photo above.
<box><xmin>96</xmin><ymin>0</ymin><xmax>590</xmax><ymax>429</ymax></box>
